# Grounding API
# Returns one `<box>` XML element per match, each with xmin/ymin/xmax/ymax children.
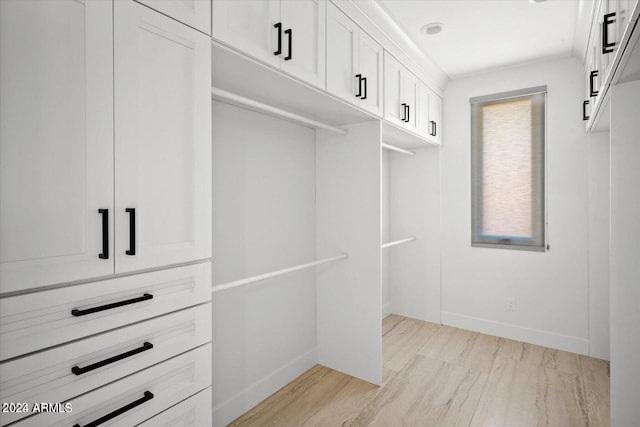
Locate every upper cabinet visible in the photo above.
<box><xmin>134</xmin><ymin>0</ymin><xmax>211</xmax><ymax>34</ymax></box>
<box><xmin>417</xmin><ymin>82</ymin><xmax>442</xmax><ymax>145</ymax></box>
<box><xmin>114</xmin><ymin>1</ymin><xmax>212</xmax><ymax>274</ymax></box>
<box><xmin>211</xmin><ymin>0</ymin><xmax>326</xmax><ymax>89</ymax></box>
<box><xmin>0</xmin><ymin>0</ymin><xmax>211</xmax><ymax>293</ymax></box>
<box><xmin>0</xmin><ymin>0</ymin><xmax>115</xmax><ymax>293</ymax></box>
<box><xmin>384</xmin><ymin>52</ymin><xmax>419</xmax><ymax>133</ymax></box>
<box><xmin>326</xmin><ymin>2</ymin><xmax>383</xmax><ymax>116</ymax></box>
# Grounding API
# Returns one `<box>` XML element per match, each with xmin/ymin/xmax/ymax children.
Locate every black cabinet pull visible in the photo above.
<box><xmin>98</xmin><ymin>209</ymin><xmax>108</xmax><ymax>260</ymax></box>
<box><xmin>583</xmin><ymin>100</ymin><xmax>590</xmax><ymax>121</ymax></box>
<box><xmin>590</xmin><ymin>70</ymin><xmax>599</xmax><ymax>97</ymax></box>
<box><xmin>284</xmin><ymin>28</ymin><xmax>292</xmax><ymax>60</ymax></box>
<box><xmin>72</xmin><ymin>391</ymin><xmax>154</xmax><ymax>427</ymax></box>
<box><xmin>406</xmin><ymin>104</ymin><xmax>410</xmax><ymax>123</ymax></box>
<box><xmin>401</xmin><ymin>103</ymin><xmax>407</xmax><ymax>121</ymax></box>
<box><xmin>433</xmin><ymin>121</ymin><xmax>437</xmax><ymax>136</ymax></box>
<box><xmin>361</xmin><ymin>77</ymin><xmax>367</xmax><ymax>100</ymax></box>
<box><xmin>602</xmin><ymin>12</ymin><xmax>616</xmax><ymax>54</ymax></box>
<box><xmin>274</xmin><ymin>23</ymin><xmax>282</xmax><ymax>56</ymax></box>
<box><xmin>72</xmin><ymin>342</ymin><xmax>153</xmax><ymax>376</ymax></box>
<box><xmin>430</xmin><ymin>120</ymin><xmax>437</xmax><ymax>136</ymax></box>
<box><xmin>71</xmin><ymin>293</ymin><xmax>153</xmax><ymax>317</ymax></box>
<box><xmin>126</xmin><ymin>208</ymin><xmax>135</xmax><ymax>256</ymax></box>
<box><xmin>355</xmin><ymin>74</ymin><xmax>362</xmax><ymax>98</ymax></box>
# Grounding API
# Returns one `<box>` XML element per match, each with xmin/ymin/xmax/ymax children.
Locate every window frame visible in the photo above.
<box><xmin>470</xmin><ymin>85</ymin><xmax>547</xmax><ymax>252</ymax></box>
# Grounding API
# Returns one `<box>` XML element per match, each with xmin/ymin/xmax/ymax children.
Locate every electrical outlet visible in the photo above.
<box><xmin>507</xmin><ymin>297</ymin><xmax>516</xmax><ymax>311</ymax></box>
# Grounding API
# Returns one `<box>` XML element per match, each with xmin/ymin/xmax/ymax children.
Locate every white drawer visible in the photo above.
<box><xmin>0</xmin><ymin>263</ymin><xmax>211</xmax><ymax>361</ymax></box>
<box><xmin>137</xmin><ymin>387</ymin><xmax>212</xmax><ymax>426</ymax></box>
<box><xmin>0</xmin><ymin>304</ymin><xmax>211</xmax><ymax>426</ymax></box>
<box><xmin>14</xmin><ymin>344</ymin><xmax>212</xmax><ymax>427</ymax></box>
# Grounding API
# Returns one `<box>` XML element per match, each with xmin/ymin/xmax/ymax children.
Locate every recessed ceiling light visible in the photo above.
<box><xmin>420</xmin><ymin>22</ymin><xmax>444</xmax><ymax>35</ymax></box>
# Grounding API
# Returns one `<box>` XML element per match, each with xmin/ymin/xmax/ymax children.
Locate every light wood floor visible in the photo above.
<box><xmin>230</xmin><ymin>315</ymin><xmax>610</xmax><ymax>426</ymax></box>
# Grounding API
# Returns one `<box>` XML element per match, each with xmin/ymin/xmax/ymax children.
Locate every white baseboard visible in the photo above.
<box><xmin>381</xmin><ymin>301</ymin><xmax>391</xmax><ymax>318</ymax></box>
<box><xmin>441</xmin><ymin>312</ymin><xmax>589</xmax><ymax>355</ymax></box>
<box><xmin>212</xmin><ymin>348</ymin><xmax>317</xmax><ymax>427</ymax></box>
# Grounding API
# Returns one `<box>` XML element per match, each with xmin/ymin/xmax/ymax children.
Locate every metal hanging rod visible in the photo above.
<box><xmin>381</xmin><ymin>143</ymin><xmax>415</xmax><ymax>156</ymax></box>
<box><xmin>211</xmin><ymin>253</ymin><xmax>349</xmax><ymax>293</ymax></box>
<box><xmin>211</xmin><ymin>87</ymin><xmax>348</xmax><ymax>136</ymax></box>
<box><xmin>381</xmin><ymin>237</ymin><xmax>416</xmax><ymax>249</ymax></box>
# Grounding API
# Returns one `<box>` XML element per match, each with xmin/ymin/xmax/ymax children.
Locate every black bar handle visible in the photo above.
<box><xmin>274</xmin><ymin>23</ymin><xmax>282</xmax><ymax>56</ymax></box>
<box><xmin>401</xmin><ymin>103</ymin><xmax>407</xmax><ymax>121</ymax></box>
<box><xmin>361</xmin><ymin>77</ymin><xmax>367</xmax><ymax>100</ymax></box>
<box><xmin>72</xmin><ymin>342</ymin><xmax>153</xmax><ymax>376</ymax></box>
<box><xmin>602</xmin><ymin>12</ymin><xmax>616</xmax><ymax>54</ymax></box>
<box><xmin>72</xmin><ymin>391</ymin><xmax>154</xmax><ymax>427</ymax></box>
<box><xmin>98</xmin><ymin>209</ymin><xmax>108</xmax><ymax>260</ymax></box>
<box><xmin>590</xmin><ymin>70</ymin><xmax>599</xmax><ymax>97</ymax></box>
<box><xmin>433</xmin><ymin>121</ymin><xmax>437</xmax><ymax>136</ymax></box>
<box><xmin>429</xmin><ymin>120</ymin><xmax>436</xmax><ymax>136</ymax></box>
<box><xmin>355</xmin><ymin>74</ymin><xmax>362</xmax><ymax>98</ymax></box>
<box><xmin>284</xmin><ymin>28</ymin><xmax>292</xmax><ymax>61</ymax></box>
<box><xmin>126</xmin><ymin>208</ymin><xmax>135</xmax><ymax>256</ymax></box>
<box><xmin>583</xmin><ymin>100</ymin><xmax>590</xmax><ymax>121</ymax></box>
<box><xmin>406</xmin><ymin>104</ymin><xmax>410</xmax><ymax>123</ymax></box>
<box><xmin>71</xmin><ymin>293</ymin><xmax>153</xmax><ymax>317</ymax></box>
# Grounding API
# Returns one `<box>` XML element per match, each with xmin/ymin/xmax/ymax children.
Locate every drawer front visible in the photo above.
<box><xmin>15</xmin><ymin>344</ymin><xmax>212</xmax><ymax>427</ymax></box>
<box><xmin>137</xmin><ymin>387</ymin><xmax>212</xmax><ymax>426</ymax></box>
<box><xmin>0</xmin><ymin>304</ymin><xmax>211</xmax><ymax>426</ymax></box>
<box><xmin>0</xmin><ymin>263</ymin><xmax>211</xmax><ymax>361</ymax></box>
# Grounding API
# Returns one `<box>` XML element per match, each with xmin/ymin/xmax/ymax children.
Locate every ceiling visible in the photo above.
<box><xmin>378</xmin><ymin>0</ymin><xmax>581</xmax><ymax>79</ymax></box>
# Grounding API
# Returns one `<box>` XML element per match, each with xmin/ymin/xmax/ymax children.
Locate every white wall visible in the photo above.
<box><xmin>211</xmin><ymin>102</ymin><xmax>317</xmax><ymax>426</ymax></box>
<box><xmin>609</xmin><ymin>80</ymin><xmax>640</xmax><ymax>425</ymax></box>
<box><xmin>441</xmin><ymin>57</ymin><xmax>591</xmax><ymax>354</ymax></box>
<box><xmin>587</xmin><ymin>131</ymin><xmax>610</xmax><ymax>360</ymax></box>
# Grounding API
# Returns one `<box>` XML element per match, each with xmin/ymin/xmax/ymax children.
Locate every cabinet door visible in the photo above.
<box><xmin>402</xmin><ymin>69</ymin><xmax>419</xmax><ymax>132</ymax></box>
<box><xmin>280</xmin><ymin>0</ymin><xmax>326</xmax><ymax>88</ymax></box>
<box><xmin>326</xmin><ymin>2</ymin><xmax>358</xmax><ymax>104</ymax></box>
<box><xmin>384</xmin><ymin>52</ymin><xmax>405</xmax><ymax>127</ymax></box>
<box><xmin>358</xmin><ymin>30</ymin><xmax>384</xmax><ymax>117</ymax></box>
<box><xmin>135</xmin><ymin>0</ymin><xmax>211</xmax><ymax>35</ymax></box>
<box><xmin>417</xmin><ymin>82</ymin><xmax>431</xmax><ymax>138</ymax></box>
<box><xmin>114</xmin><ymin>1</ymin><xmax>211</xmax><ymax>273</ymax></box>
<box><xmin>211</xmin><ymin>0</ymin><xmax>280</xmax><ymax>68</ymax></box>
<box><xmin>0</xmin><ymin>0</ymin><xmax>114</xmax><ymax>293</ymax></box>
<box><xmin>429</xmin><ymin>92</ymin><xmax>443</xmax><ymax>145</ymax></box>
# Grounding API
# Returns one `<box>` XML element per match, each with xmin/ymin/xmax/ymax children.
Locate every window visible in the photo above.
<box><xmin>470</xmin><ymin>86</ymin><xmax>546</xmax><ymax>251</ymax></box>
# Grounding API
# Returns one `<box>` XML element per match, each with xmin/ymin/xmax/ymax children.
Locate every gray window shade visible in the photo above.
<box><xmin>471</xmin><ymin>87</ymin><xmax>546</xmax><ymax>251</ymax></box>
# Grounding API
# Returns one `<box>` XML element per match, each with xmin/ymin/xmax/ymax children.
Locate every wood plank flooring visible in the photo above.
<box><xmin>230</xmin><ymin>314</ymin><xmax>610</xmax><ymax>426</ymax></box>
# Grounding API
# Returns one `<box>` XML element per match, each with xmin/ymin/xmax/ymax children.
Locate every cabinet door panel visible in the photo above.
<box><xmin>135</xmin><ymin>0</ymin><xmax>211</xmax><ymax>35</ymax></box>
<box><xmin>417</xmin><ymin>82</ymin><xmax>431</xmax><ymax>138</ymax></box>
<box><xmin>280</xmin><ymin>0</ymin><xmax>326</xmax><ymax>88</ymax></box>
<box><xmin>114</xmin><ymin>1</ymin><xmax>211</xmax><ymax>273</ymax></box>
<box><xmin>358</xmin><ymin>30</ymin><xmax>384</xmax><ymax>116</ymax></box>
<box><xmin>402</xmin><ymin>70</ymin><xmax>419</xmax><ymax>132</ymax></box>
<box><xmin>384</xmin><ymin>53</ymin><xmax>404</xmax><ymax>126</ymax></box>
<box><xmin>429</xmin><ymin>92</ymin><xmax>443</xmax><ymax>145</ymax></box>
<box><xmin>211</xmin><ymin>0</ymin><xmax>279</xmax><ymax>68</ymax></box>
<box><xmin>326</xmin><ymin>2</ymin><xmax>358</xmax><ymax>103</ymax></box>
<box><xmin>0</xmin><ymin>0</ymin><xmax>114</xmax><ymax>293</ymax></box>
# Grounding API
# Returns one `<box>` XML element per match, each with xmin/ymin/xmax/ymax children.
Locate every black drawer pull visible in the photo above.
<box><xmin>589</xmin><ymin>70</ymin><xmax>599</xmax><ymax>97</ymax></box>
<box><xmin>71</xmin><ymin>293</ymin><xmax>153</xmax><ymax>317</ymax></box>
<box><xmin>583</xmin><ymin>100</ymin><xmax>590</xmax><ymax>121</ymax></box>
<box><xmin>274</xmin><ymin>22</ymin><xmax>282</xmax><ymax>56</ymax></box>
<box><xmin>71</xmin><ymin>342</ymin><xmax>153</xmax><ymax>376</ymax></box>
<box><xmin>401</xmin><ymin>103</ymin><xmax>407</xmax><ymax>121</ymax></box>
<box><xmin>72</xmin><ymin>391</ymin><xmax>154</xmax><ymax>427</ymax></box>
<box><xmin>98</xmin><ymin>209</ymin><xmax>108</xmax><ymax>260</ymax></box>
<box><xmin>430</xmin><ymin>120</ymin><xmax>437</xmax><ymax>136</ymax></box>
<box><xmin>361</xmin><ymin>77</ymin><xmax>367</xmax><ymax>100</ymax></box>
<box><xmin>284</xmin><ymin>28</ymin><xmax>292</xmax><ymax>60</ymax></box>
<box><xmin>126</xmin><ymin>208</ymin><xmax>135</xmax><ymax>255</ymax></box>
<box><xmin>355</xmin><ymin>74</ymin><xmax>362</xmax><ymax>97</ymax></box>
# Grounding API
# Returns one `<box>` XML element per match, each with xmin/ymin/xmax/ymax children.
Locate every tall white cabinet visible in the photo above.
<box><xmin>0</xmin><ymin>0</ymin><xmax>114</xmax><ymax>293</ymax></box>
<box><xmin>0</xmin><ymin>1</ymin><xmax>212</xmax><ymax>425</ymax></box>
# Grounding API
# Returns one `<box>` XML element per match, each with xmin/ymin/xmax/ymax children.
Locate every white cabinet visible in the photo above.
<box><xmin>0</xmin><ymin>0</ymin><xmax>114</xmax><ymax>294</ymax></box>
<box><xmin>384</xmin><ymin>52</ymin><xmax>418</xmax><ymax>133</ymax></box>
<box><xmin>417</xmin><ymin>82</ymin><xmax>442</xmax><ymax>145</ymax></box>
<box><xmin>0</xmin><ymin>0</ymin><xmax>212</xmax><ymax>293</ymax></box>
<box><xmin>134</xmin><ymin>0</ymin><xmax>211</xmax><ymax>34</ymax></box>
<box><xmin>326</xmin><ymin>2</ymin><xmax>383</xmax><ymax>116</ymax></box>
<box><xmin>114</xmin><ymin>1</ymin><xmax>212</xmax><ymax>274</ymax></box>
<box><xmin>428</xmin><ymin>92</ymin><xmax>443</xmax><ymax>145</ymax></box>
<box><xmin>211</xmin><ymin>0</ymin><xmax>326</xmax><ymax>88</ymax></box>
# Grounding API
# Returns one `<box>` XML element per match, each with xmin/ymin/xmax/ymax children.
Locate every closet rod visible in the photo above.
<box><xmin>211</xmin><ymin>87</ymin><xmax>348</xmax><ymax>136</ymax></box>
<box><xmin>381</xmin><ymin>143</ymin><xmax>415</xmax><ymax>156</ymax></box>
<box><xmin>211</xmin><ymin>253</ymin><xmax>349</xmax><ymax>293</ymax></box>
<box><xmin>381</xmin><ymin>237</ymin><xmax>416</xmax><ymax>249</ymax></box>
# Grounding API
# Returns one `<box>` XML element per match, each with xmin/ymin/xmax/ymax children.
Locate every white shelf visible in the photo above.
<box><xmin>381</xmin><ymin>237</ymin><xmax>416</xmax><ymax>249</ymax></box>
